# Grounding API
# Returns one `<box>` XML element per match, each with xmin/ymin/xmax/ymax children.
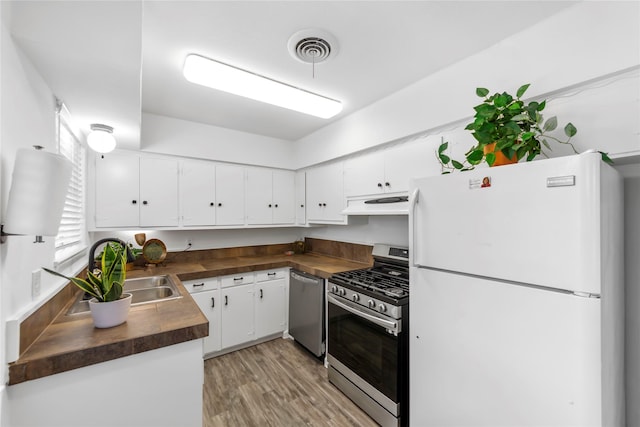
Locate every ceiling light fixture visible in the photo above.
<box><xmin>183</xmin><ymin>54</ymin><xmax>342</xmax><ymax>119</ymax></box>
<box><xmin>87</xmin><ymin>124</ymin><xmax>116</xmax><ymax>153</ymax></box>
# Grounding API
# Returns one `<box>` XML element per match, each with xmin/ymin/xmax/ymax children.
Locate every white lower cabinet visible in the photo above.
<box><xmin>185</xmin><ymin>268</ymin><xmax>288</xmax><ymax>357</ymax></box>
<box><xmin>221</xmin><ymin>282</ymin><xmax>255</xmax><ymax>349</ymax></box>
<box><xmin>184</xmin><ymin>278</ymin><xmax>221</xmax><ymax>354</ymax></box>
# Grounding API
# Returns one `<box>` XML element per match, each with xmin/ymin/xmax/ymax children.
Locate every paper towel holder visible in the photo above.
<box><xmin>1</xmin><ymin>146</ymin><xmax>73</xmax><ymax>244</ymax></box>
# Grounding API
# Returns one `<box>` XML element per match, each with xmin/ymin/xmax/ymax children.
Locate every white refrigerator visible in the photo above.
<box><xmin>408</xmin><ymin>152</ymin><xmax>625</xmax><ymax>426</ymax></box>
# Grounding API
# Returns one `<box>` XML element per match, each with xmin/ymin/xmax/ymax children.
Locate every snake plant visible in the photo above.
<box><xmin>44</xmin><ymin>242</ymin><xmax>127</xmax><ymax>302</ymax></box>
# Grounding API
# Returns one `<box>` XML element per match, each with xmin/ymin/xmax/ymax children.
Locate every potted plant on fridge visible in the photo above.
<box><xmin>44</xmin><ymin>242</ymin><xmax>132</xmax><ymax>328</ymax></box>
<box><xmin>437</xmin><ymin>83</ymin><xmax>613</xmax><ymax>173</ymax></box>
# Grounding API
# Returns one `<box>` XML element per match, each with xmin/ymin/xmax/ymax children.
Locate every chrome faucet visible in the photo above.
<box><xmin>88</xmin><ymin>238</ymin><xmax>136</xmax><ymax>273</ymax></box>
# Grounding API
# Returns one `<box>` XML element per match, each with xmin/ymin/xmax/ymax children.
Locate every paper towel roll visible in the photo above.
<box><xmin>4</xmin><ymin>149</ymin><xmax>73</xmax><ymax>236</ymax></box>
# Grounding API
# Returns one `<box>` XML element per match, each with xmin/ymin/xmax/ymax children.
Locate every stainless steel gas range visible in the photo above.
<box><xmin>327</xmin><ymin>244</ymin><xmax>409</xmax><ymax>427</ymax></box>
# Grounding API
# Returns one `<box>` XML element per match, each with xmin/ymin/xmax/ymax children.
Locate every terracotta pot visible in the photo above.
<box><xmin>88</xmin><ymin>293</ymin><xmax>132</xmax><ymax>328</ymax></box>
<box><xmin>483</xmin><ymin>143</ymin><xmax>517</xmax><ymax>167</ymax></box>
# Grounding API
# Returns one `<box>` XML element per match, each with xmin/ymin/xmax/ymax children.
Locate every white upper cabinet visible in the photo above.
<box><xmin>95</xmin><ymin>153</ymin><xmax>179</xmax><ymax>227</ymax></box>
<box><xmin>95</xmin><ymin>152</ymin><xmax>140</xmax><ymax>227</ymax></box>
<box><xmin>295</xmin><ymin>171</ymin><xmax>306</xmax><ymax>225</ymax></box>
<box><xmin>139</xmin><ymin>157</ymin><xmax>180</xmax><ymax>226</ymax></box>
<box><xmin>246</xmin><ymin>168</ymin><xmax>295</xmax><ymax>225</ymax></box>
<box><xmin>306</xmin><ymin>161</ymin><xmax>346</xmax><ymax>224</ymax></box>
<box><xmin>215</xmin><ymin>164</ymin><xmax>245</xmax><ymax>226</ymax></box>
<box><xmin>344</xmin><ymin>141</ymin><xmax>434</xmax><ymax>198</ymax></box>
<box><xmin>180</xmin><ymin>160</ymin><xmax>216</xmax><ymax>226</ymax></box>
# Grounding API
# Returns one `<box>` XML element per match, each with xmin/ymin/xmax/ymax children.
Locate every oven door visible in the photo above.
<box><xmin>327</xmin><ymin>293</ymin><xmax>401</xmax><ymax>404</ymax></box>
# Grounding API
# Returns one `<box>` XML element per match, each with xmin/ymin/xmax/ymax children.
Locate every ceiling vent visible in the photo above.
<box><xmin>288</xmin><ymin>29</ymin><xmax>338</xmax><ymax>65</ymax></box>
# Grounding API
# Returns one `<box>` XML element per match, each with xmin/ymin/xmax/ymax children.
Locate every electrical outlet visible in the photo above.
<box><xmin>32</xmin><ymin>269</ymin><xmax>42</xmax><ymax>299</ymax></box>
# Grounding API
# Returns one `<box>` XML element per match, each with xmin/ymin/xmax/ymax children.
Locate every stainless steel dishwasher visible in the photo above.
<box><xmin>289</xmin><ymin>269</ymin><xmax>325</xmax><ymax>357</ymax></box>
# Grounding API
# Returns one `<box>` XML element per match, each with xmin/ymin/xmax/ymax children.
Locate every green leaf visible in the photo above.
<box><xmin>485</xmin><ymin>152</ymin><xmax>496</xmax><ymax>166</ymax></box>
<box><xmin>543</xmin><ymin>116</ymin><xmax>558</xmax><ymax>132</ymax></box>
<box><xmin>564</xmin><ymin>122</ymin><xmax>577</xmax><ymax>137</ymax></box>
<box><xmin>600</xmin><ymin>151</ymin><xmax>614</xmax><ymax>165</ymax></box>
<box><xmin>474</xmin><ymin>103</ymin><xmax>497</xmax><ymax>119</ymax></box>
<box><xmin>42</xmin><ymin>268</ymin><xmax>101</xmax><ymax>300</ymax></box>
<box><xmin>542</xmin><ymin>139</ymin><xmax>552</xmax><ymax>151</ymax></box>
<box><xmin>451</xmin><ymin>160</ymin><xmax>464</xmax><ymax>169</ymax></box>
<box><xmin>476</xmin><ymin>87</ymin><xmax>489</xmax><ymax>97</ymax></box>
<box><xmin>466</xmin><ymin>149</ymin><xmax>484</xmax><ymax>164</ymax></box>
<box><xmin>521</xmin><ymin>132</ymin><xmax>534</xmax><ymax>141</ymax></box>
<box><xmin>438</xmin><ymin>141</ymin><xmax>449</xmax><ymax>154</ymax></box>
<box><xmin>537</xmin><ymin>100</ymin><xmax>546</xmax><ymax>111</ymax></box>
<box><xmin>439</xmin><ymin>154</ymin><xmax>451</xmax><ymax>164</ymax></box>
<box><xmin>103</xmin><ymin>281</ymin><xmax>123</xmax><ymax>302</ymax></box>
<box><xmin>526</xmin><ymin>152</ymin><xmax>538</xmax><ymax>161</ymax></box>
<box><xmin>511</xmin><ymin>113</ymin><xmax>529</xmax><ymax>122</ymax></box>
<box><xmin>516</xmin><ymin>84</ymin><xmax>530</xmax><ymax>98</ymax></box>
<box><xmin>494</xmin><ymin>93</ymin><xmax>512</xmax><ymax>108</ymax></box>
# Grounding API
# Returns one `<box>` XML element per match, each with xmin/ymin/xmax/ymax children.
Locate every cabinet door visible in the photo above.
<box><xmin>215</xmin><ymin>164</ymin><xmax>245</xmax><ymax>225</ymax></box>
<box><xmin>255</xmin><ymin>279</ymin><xmax>286</xmax><ymax>338</ymax></box>
<box><xmin>344</xmin><ymin>151</ymin><xmax>385</xmax><ymax>197</ymax></box>
<box><xmin>295</xmin><ymin>171</ymin><xmax>306</xmax><ymax>225</ymax></box>
<box><xmin>95</xmin><ymin>152</ymin><xmax>140</xmax><ymax>227</ymax></box>
<box><xmin>181</xmin><ymin>160</ymin><xmax>215</xmax><ymax>226</ymax></box>
<box><xmin>139</xmin><ymin>158</ymin><xmax>179</xmax><ymax>226</ymax></box>
<box><xmin>384</xmin><ymin>141</ymin><xmax>436</xmax><ymax>193</ymax></box>
<box><xmin>245</xmin><ymin>167</ymin><xmax>273</xmax><ymax>225</ymax></box>
<box><xmin>221</xmin><ymin>284</ymin><xmax>254</xmax><ymax>349</ymax></box>
<box><xmin>306</xmin><ymin>162</ymin><xmax>344</xmax><ymax>223</ymax></box>
<box><xmin>190</xmin><ymin>289</ymin><xmax>221</xmax><ymax>354</ymax></box>
<box><xmin>272</xmin><ymin>170</ymin><xmax>295</xmax><ymax>225</ymax></box>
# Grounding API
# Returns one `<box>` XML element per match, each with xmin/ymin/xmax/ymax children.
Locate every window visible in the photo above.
<box><xmin>55</xmin><ymin>104</ymin><xmax>87</xmax><ymax>263</ymax></box>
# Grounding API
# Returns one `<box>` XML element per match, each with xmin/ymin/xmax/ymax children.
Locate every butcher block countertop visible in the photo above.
<box><xmin>8</xmin><ymin>239</ymin><xmax>372</xmax><ymax>385</ymax></box>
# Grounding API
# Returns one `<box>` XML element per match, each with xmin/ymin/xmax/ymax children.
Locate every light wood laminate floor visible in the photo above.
<box><xmin>203</xmin><ymin>338</ymin><xmax>379</xmax><ymax>427</ymax></box>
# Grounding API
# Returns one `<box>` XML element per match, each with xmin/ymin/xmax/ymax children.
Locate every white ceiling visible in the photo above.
<box><xmin>7</xmin><ymin>1</ymin><xmax>577</xmax><ymax>149</ymax></box>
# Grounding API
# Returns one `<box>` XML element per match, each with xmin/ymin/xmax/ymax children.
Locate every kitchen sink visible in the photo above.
<box><xmin>65</xmin><ymin>275</ymin><xmax>183</xmax><ymax>315</ymax></box>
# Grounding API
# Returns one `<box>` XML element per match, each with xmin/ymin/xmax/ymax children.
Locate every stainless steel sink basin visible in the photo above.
<box><xmin>66</xmin><ymin>275</ymin><xmax>182</xmax><ymax>315</ymax></box>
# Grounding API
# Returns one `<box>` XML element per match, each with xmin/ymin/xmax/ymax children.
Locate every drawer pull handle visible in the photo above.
<box><xmin>267</xmin><ymin>272</ymin><xmax>276</xmax><ymax>276</ymax></box>
<box><xmin>225</xmin><ymin>295</ymin><xmax>228</xmax><ymax>306</ymax></box>
<box><xmin>193</xmin><ymin>283</ymin><xmax>205</xmax><ymax>288</ymax></box>
<box><xmin>211</xmin><ymin>297</ymin><xmax>215</xmax><ymax>308</ymax></box>
<box><xmin>260</xmin><ymin>289</ymin><xmax>263</xmax><ymax>299</ymax></box>
<box><xmin>233</xmin><ymin>277</ymin><xmax>243</xmax><ymax>281</ymax></box>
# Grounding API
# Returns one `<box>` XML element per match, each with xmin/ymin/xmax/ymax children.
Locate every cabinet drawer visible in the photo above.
<box><xmin>183</xmin><ymin>278</ymin><xmax>219</xmax><ymax>294</ymax></box>
<box><xmin>256</xmin><ymin>269</ymin><xmax>287</xmax><ymax>282</ymax></box>
<box><xmin>220</xmin><ymin>273</ymin><xmax>255</xmax><ymax>288</ymax></box>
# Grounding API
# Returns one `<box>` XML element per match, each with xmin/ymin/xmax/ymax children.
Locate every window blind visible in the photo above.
<box><xmin>55</xmin><ymin>105</ymin><xmax>87</xmax><ymax>262</ymax></box>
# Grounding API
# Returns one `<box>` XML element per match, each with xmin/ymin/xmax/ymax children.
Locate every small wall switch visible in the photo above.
<box><xmin>32</xmin><ymin>269</ymin><xmax>42</xmax><ymax>299</ymax></box>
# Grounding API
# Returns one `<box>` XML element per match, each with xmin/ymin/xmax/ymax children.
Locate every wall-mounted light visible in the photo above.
<box><xmin>183</xmin><ymin>54</ymin><xmax>343</xmax><ymax>119</ymax></box>
<box><xmin>1</xmin><ymin>147</ymin><xmax>72</xmax><ymax>244</ymax></box>
<box><xmin>87</xmin><ymin>124</ymin><xmax>116</xmax><ymax>153</ymax></box>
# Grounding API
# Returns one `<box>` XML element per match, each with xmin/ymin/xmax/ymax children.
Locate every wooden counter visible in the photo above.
<box><xmin>8</xmin><ymin>245</ymin><xmax>371</xmax><ymax>385</ymax></box>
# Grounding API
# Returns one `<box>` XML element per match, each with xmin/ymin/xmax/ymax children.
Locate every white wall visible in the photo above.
<box><xmin>293</xmin><ymin>1</ymin><xmax>640</xmax><ymax>168</ymax></box>
<box><xmin>141</xmin><ymin>112</ymin><xmax>296</xmax><ymax>170</ymax></box>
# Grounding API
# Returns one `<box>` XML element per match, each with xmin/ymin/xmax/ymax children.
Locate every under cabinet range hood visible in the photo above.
<box><xmin>341</xmin><ymin>194</ymin><xmax>409</xmax><ymax>216</ymax></box>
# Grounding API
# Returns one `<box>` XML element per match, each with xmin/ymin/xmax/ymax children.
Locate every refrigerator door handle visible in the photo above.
<box><xmin>408</xmin><ymin>188</ymin><xmax>419</xmax><ymax>267</ymax></box>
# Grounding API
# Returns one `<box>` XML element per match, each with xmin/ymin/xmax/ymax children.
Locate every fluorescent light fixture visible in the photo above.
<box><xmin>183</xmin><ymin>54</ymin><xmax>342</xmax><ymax>119</ymax></box>
<box><xmin>87</xmin><ymin>124</ymin><xmax>116</xmax><ymax>153</ymax></box>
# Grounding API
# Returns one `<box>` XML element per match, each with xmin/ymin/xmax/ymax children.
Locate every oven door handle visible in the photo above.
<box><xmin>328</xmin><ymin>294</ymin><xmax>401</xmax><ymax>334</ymax></box>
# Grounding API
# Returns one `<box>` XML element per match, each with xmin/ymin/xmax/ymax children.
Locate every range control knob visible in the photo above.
<box><xmin>378</xmin><ymin>304</ymin><xmax>387</xmax><ymax>313</ymax></box>
<box><xmin>352</xmin><ymin>294</ymin><xmax>360</xmax><ymax>302</ymax></box>
<box><xmin>331</xmin><ymin>285</ymin><xmax>338</xmax><ymax>294</ymax></box>
<box><xmin>368</xmin><ymin>300</ymin><xmax>376</xmax><ymax>309</ymax></box>
<box><xmin>338</xmin><ymin>288</ymin><xmax>346</xmax><ymax>296</ymax></box>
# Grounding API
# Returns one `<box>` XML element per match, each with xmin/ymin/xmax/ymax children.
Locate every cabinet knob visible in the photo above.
<box><xmin>268</xmin><ymin>204</ymin><xmax>272</xmax><ymax>208</ymax></box>
<box><xmin>142</xmin><ymin>200</ymin><xmax>148</xmax><ymax>205</ymax></box>
<box><xmin>377</xmin><ymin>183</ymin><xmax>383</xmax><ymax>188</ymax></box>
<box><xmin>322</xmin><ymin>203</ymin><xmax>327</xmax><ymax>207</ymax></box>
<box><xmin>218</xmin><ymin>202</ymin><xmax>222</xmax><ymax>207</ymax></box>
<box><xmin>385</xmin><ymin>182</ymin><xmax>390</xmax><ymax>187</ymax></box>
<box><xmin>274</xmin><ymin>204</ymin><xmax>278</xmax><ymax>208</ymax></box>
<box><xmin>210</xmin><ymin>202</ymin><xmax>214</xmax><ymax>206</ymax></box>
<box><xmin>300</xmin><ymin>204</ymin><xmax>304</xmax><ymax>208</ymax></box>
<box><xmin>131</xmin><ymin>200</ymin><xmax>137</xmax><ymax>205</ymax></box>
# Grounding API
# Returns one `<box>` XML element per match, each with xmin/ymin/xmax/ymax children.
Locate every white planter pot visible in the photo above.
<box><xmin>88</xmin><ymin>293</ymin><xmax>132</xmax><ymax>328</ymax></box>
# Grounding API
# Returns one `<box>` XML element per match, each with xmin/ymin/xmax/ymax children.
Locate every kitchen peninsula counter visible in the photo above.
<box><xmin>8</xmin><ymin>241</ymin><xmax>372</xmax><ymax>385</ymax></box>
